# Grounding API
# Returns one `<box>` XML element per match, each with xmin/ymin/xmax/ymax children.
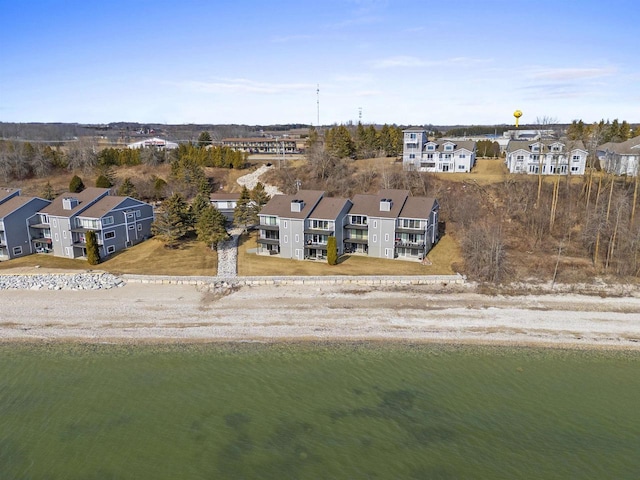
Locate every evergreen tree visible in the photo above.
<box><xmin>86</xmin><ymin>230</ymin><xmax>100</xmax><ymax>265</ymax></box>
<box><xmin>41</xmin><ymin>181</ymin><xmax>55</xmax><ymax>201</ymax></box>
<box><xmin>190</xmin><ymin>192</ymin><xmax>211</xmax><ymax>223</ymax></box>
<box><xmin>151</xmin><ymin>193</ymin><xmax>191</xmax><ymax>247</ymax></box>
<box><xmin>327</xmin><ymin>236</ymin><xmax>338</xmax><ymax>265</ymax></box>
<box><xmin>117</xmin><ymin>177</ymin><xmax>137</xmax><ymax>197</ymax></box>
<box><xmin>152</xmin><ymin>176</ymin><xmax>168</xmax><ymax>200</ymax></box>
<box><xmin>197</xmin><ymin>131</ymin><xmax>212</xmax><ymax>148</ymax></box>
<box><xmin>325</xmin><ymin>125</ymin><xmax>355</xmax><ymax>159</ymax></box>
<box><xmin>95</xmin><ymin>174</ymin><xmax>113</xmax><ymax>188</ymax></box>
<box><xmin>69</xmin><ymin>175</ymin><xmax>85</xmax><ymax>193</ymax></box>
<box><xmin>196</xmin><ymin>205</ymin><xmax>229</xmax><ymax>250</ymax></box>
<box><xmin>233</xmin><ymin>186</ymin><xmax>253</xmax><ymax>232</ymax></box>
<box><xmin>250</xmin><ymin>182</ymin><xmax>270</xmax><ymax>210</ymax></box>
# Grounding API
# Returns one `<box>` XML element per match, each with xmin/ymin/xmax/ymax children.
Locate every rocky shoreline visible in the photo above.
<box><xmin>0</xmin><ymin>272</ymin><xmax>125</xmax><ymax>291</ymax></box>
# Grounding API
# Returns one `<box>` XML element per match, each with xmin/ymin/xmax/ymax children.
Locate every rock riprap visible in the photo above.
<box><xmin>0</xmin><ymin>273</ymin><xmax>125</xmax><ymax>290</ymax></box>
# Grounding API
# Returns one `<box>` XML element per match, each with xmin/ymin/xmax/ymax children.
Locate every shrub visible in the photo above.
<box><xmin>95</xmin><ymin>174</ymin><xmax>112</xmax><ymax>188</ymax></box>
<box><xmin>86</xmin><ymin>230</ymin><xmax>100</xmax><ymax>265</ymax></box>
<box><xmin>327</xmin><ymin>236</ymin><xmax>338</xmax><ymax>265</ymax></box>
<box><xmin>69</xmin><ymin>175</ymin><xmax>85</xmax><ymax>193</ymax></box>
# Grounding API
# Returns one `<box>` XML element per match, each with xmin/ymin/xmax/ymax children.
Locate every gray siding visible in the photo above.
<box><xmin>368</xmin><ymin>217</ymin><xmax>396</xmax><ymax>259</ymax></box>
<box><xmin>0</xmin><ymin>198</ymin><xmax>50</xmax><ymax>260</ymax></box>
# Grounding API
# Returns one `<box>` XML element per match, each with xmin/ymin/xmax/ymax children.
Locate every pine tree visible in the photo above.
<box><xmin>196</xmin><ymin>205</ymin><xmax>229</xmax><ymax>249</ymax></box>
<box><xmin>86</xmin><ymin>230</ymin><xmax>100</xmax><ymax>265</ymax></box>
<box><xmin>233</xmin><ymin>186</ymin><xmax>253</xmax><ymax>232</ymax></box>
<box><xmin>197</xmin><ymin>131</ymin><xmax>212</xmax><ymax>148</ymax></box>
<box><xmin>250</xmin><ymin>182</ymin><xmax>270</xmax><ymax>210</ymax></box>
<box><xmin>69</xmin><ymin>175</ymin><xmax>85</xmax><ymax>193</ymax></box>
<box><xmin>117</xmin><ymin>177</ymin><xmax>137</xmax><ymax>197</ymax></box>
<box><xmin>190</xmin><ymin>192</ymin><xmax>211</xmax><ymax>223</ymax></box>
<box><xmin>151</xmin><ymin>193</ymin><xmax>190</xmax><ymax>248</ymax></box>
<box><xmin>327</xmin><ymin>236</ymin><xmax>338</xmax><ymax>265</ymax></box>
<box><xmin>41</xmin><ymin>181</ymin><xmax>55</xmax><ymax>200</ymax></box>
<box><xmin>95</xmin><ymin>174</ymin><xmax>113</xmax><ymax>188</ymax></box>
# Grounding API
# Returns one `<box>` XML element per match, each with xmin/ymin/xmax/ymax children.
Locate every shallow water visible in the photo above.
<box><xmin>1</xmin><ymin>343</ymin><xmax>639</xmax><ymax>479</ymax></box>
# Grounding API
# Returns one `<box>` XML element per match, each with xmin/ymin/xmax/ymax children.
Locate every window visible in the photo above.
<box><xmin>427</xmin><ymin>145</ymin><xmax>435</xmax><ymax>151</ymax></box>
<box><xmin>444</xmin><ymin>144</ymin><xmax>453</xmax><ymax>151</ymax></box>
<box><xmin>350</xmin><ymin>215</ymin><xmax>367</xmax><ymax>225</ymax></box>
<box><xmin>52</xmin><ymin>218</ymin><xmax>57</xmax><ymax>227</ymax></box>
<box><xmin>427</xmin><ymin>154</ymin><xmax>433</xmax><ymax>159</ymax></box>
<box><xmin>385</xmin><ymin>233</ymin><xmax>389</xmax><ymax>242</ymax></box>
<box><xmin>104</xmin><ymin>231</ymin><xmax>115</xmax><ymax>239</ymax></box>
<box><xmin>107</xmin><ymin>245</ymin><xmax>116</xmax><ymax>254</ymax></box>
<box><xmin>530</xmin><ymin>154</ymin><xmax>539</xmax><ymax>161</ymax></box>
<box><xmin>283</xmin><ymin>221</ymin><xmax>288</xmax><ymax>228</ymax></box>
<box><xmin>12</xmin><ymin>246</ymin><xmax>22</xmax><ymax>255</ymax></box>
<box><xmin>571</xmin><ymin>166</ymin><xmax>580</xmax><ymax>172</ymax></box>
<box><xmin>54</xmin><ymin>233</ymin><xmax>59</xmax><ymax>241</ymax></box>
<box><xmin>284</xmin><ymin>235</ymin><xmax>288</xmax><ymax>243</ymax></box>
<box><xmin>373</xmin><ymin>220</ymin><xmax>377</xmax><ymax>228</ymax></box>
<box><xmin>409</xmin><ymin>133</ymin><xmax>416</xmax><ymax>140</ymax></box>
<box><xmin>458</xmin><ymin>165</ymin><xmax>466</xmax><ymax>170</ymax></box>
<box><xmin>573</xmin><ymin>155</ymin><xmax>581</xmax><ymax>161</ymax></box>
<box><xmin>128</xmin><ymin>224</ymin><xmax>135</xmax><ymax>230</ymax></box>
<box><xmin>516</xmin><ymin>155</ymin><xmax>525</xmax><ymax>161</ymax></box>
<box><xmin>262</xmin><ymin>216</ymin><xmax>277</xmax><ymax>226</ymax></box>
<box><xmin>40</xmin><ymin>214</ymin><xmax>49</xmax><ymax>224</ymax></box>
<box><xmin>137</xmin><ymin>224</ymin><xmax>142</xmax><ymax>231</ymax></box>
<box><xmin>295</xmin><ymin>234</ymin><xmax>299</xmax><ymax>243</ymax></box>
<box><xmin>372</xmin><ymin>235</ymin><xmax>377</xmax><ymax>243</ymax></box>
<box><xmin>409</xmin><ymin>154</ymin><xmax>415</xmax><ymax>159</ymax></box>
<box><xmin>63</xmin><ymin>231</ymin><xmax>67</xmax><ymax>239</ymax></box>
<box><xmin>126</xmin><ymin>212</ymin><xmax>134</xmax><ymax>219</ymax></box>
<box><xmin>459</xmin><ymin>154</ymin><xmax>466</xmax><ymax>158</ymax></box>
<box><xmin>400</xmin><ymin>219</ymin><xmax>421</xmax><ymax>229</ymax></box>
<box><xmin>135</xmin><ymin>210</ymin><xmax>141</xmax><ymax>218</ymax></box>
<box><xmin>103</xmin><ymin>216</ymin><xmax>114</xmax><ymax>226</ymax></box>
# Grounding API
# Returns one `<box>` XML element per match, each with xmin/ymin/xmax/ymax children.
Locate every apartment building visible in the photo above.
<box><xmin>403</xmin><ymin>128</ymin><xmax>476</xmax><ymax>173</ymax></box>
<box><xmin>259</xmin><ymin>189</ymin><xmax>439</xmax><ymax>262</ymax></box>
<box><xmin>506</xmin><ymin>140</ymin><xmax>587</xmax><ymax>175</ymax></box>
<box><xmin>0</xmin><ymin>195</ymin><xmax>51</xmax><ymax>260</ymax></box>
<box><xmin>597</xmin><ymin>136</ymin><xmax>640</xmax><ymax>176</ymax></box>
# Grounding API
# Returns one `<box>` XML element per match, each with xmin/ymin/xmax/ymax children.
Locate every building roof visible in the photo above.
<box><xmin>349</xmin><ymin>190</ymin><xmax>409</xmax><ymax>219</ymax></box>
<box><xmin>0</xmin><ymin>187</ymin><xmax>20</xmax><ymax>205</ymax></box>
<box><xmin>222</xmin><ymin>137</ymin><xmax>297</xmax><ymax>143</ymax></box>
<box><xmin>0</xmin><ymin>196</ymin><xmax>45</xmax><ymax>219</ymax></box>
<box><xmin>259</xmin><ymin>190</ymin><xmax>324</xmax><ymax>219</ymax></box>
<box><xmin>403</xmin><ymin>127</ymin><xmax>427</xmax><ymax>133</ymax></box>
<box><xmin>40</xmin><ymin>188</ymin><xmax>110</xmax><ymax>217</ymax></box>
<box><xmin>425</xmin><ymin>140</ymin><xmax>476</xmax><ymax>152</ymax></box>
<box><xmin>127</xmin><ymin>137</ymin><xmax>178</xmax><ymax>149</ymax></box>
<box><xmin>506</xmin><ymin>139</ymin><xmax>586</xmax><ymax>154</ymax></box>
<box><xmin>210</xmin><ymin>192</ymin><xmax>241</xmax><ymax>201</ymax></box>
<box><xmin>308</xmin><ymin>197</ymin><xmax>351</xmax><ymax>220</ymax></box>
<box><xmin>77</xmin><ymin>196</ymin><xmax>133</xmax><ymax>219</ymax></box>
<box><xmin>399</xmin><ymin>197</ymin><xmax>437</xmax><ymax>219</ymax></box>
<box><xmin>597</xmin><ymin>136</ymin><xmax>640</xmax><ymax>155</ymax></box>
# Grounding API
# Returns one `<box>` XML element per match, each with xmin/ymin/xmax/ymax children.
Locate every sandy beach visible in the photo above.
<box><xmin>2</xmin><ymin>279</ymin><xmax>640</xmax><ymax>349</ymax></box>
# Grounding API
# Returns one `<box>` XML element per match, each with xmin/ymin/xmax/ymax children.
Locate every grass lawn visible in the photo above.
<box><xmin>237</xmin><ymin>231</ymin><xmax>459</xmax><ymax>276</ymax></box>
<box><xmin>0</xmin><ymin>238</ymin><xmax>218</xmax><ymax>276</ymax></box>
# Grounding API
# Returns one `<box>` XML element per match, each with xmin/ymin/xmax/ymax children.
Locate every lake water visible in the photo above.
<box><xmin>1</xmin><ymin>343</ymin><xmax>639</xmax><ymax>479</ymax></box>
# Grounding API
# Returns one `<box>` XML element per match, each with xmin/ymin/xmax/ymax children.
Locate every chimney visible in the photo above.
<box><xmin>379</xmin><ymin>198</ymin><xmax>392</xmax><ymax>212</ymax></box>
<box><xmin>62</xmin><ymin>197</ymin><xmax>79</xmax><ymax>210</ymax></box>
<box><xmin>291</xmin><ymin>199</ymin><xmax>304</xmax><ymax>212</ymax></box>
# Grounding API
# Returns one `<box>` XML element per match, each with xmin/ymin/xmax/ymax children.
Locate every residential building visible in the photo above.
<box><xmin>304</xmin><ymin>196</ymin><xmax>352</xmax><ymax>260</ymax></box>
<box><xmin>505</xmin><ymin>140</ymin><xmax>587</xmax><ymax>175</ymax></box>
<box><xmin>210</xmin><ymin>192</ymin><xmax>241</xmax><ymax>221</ymax></box>
<box><xmin>259</xmin><ymin>189</ymin><xmax>440</xmax><ymax>262</ymax></box>
<box><xmin>0</xmin><ymin>195</ymin><xmax>51</xmax><ymax>260</ymax></box>
<box><xmin>221</xmin><ymin>137</ymin><xmax>299</xmax><ymax>154</ymax></box>
<box><xmin>596</xmin><ymin>136</ymin><xmax>640</xmax><ymax>176</ymax></box>
<box><xmin>257</xmin><ymin>190</ymin><xmax>324</xmax><ymax>259</ymax></box>
<box><xmin>403</xmin><ymin>128</ymin><xmax>476</xmax><ymax>173</ymax></box>
<box><xmin>127</xmin><ymin>137</ymin><xmax>178</xmax><ymax>150</ymax></box>
<box><xmin>35</xmin><ymin>188</ymin><xmax>154</xmax><ymax>260</ymax></box>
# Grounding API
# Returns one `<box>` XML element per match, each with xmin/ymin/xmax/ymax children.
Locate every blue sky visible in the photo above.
<box><xmin>1</xmin><ymin>0</ymin><xmax>638</xmax><ymax>126</ymax></box>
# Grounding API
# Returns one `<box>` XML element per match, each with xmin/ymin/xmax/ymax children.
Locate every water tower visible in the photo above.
<box><xmin>513</xmin><ymin>110</ymin><xmax>523</xmax><ymax>128</ymax></box>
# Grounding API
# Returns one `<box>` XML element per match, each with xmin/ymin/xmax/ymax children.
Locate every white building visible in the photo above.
<box><xmin>127</xmin><ymin>137</ymin><xmax>178</xmax><ymax>150</ymax></box>
<box><xmin>596</xmin><ymin>136</ymin><xmax>640</xmax><ymax>176</ymax></box>
<box><xmin>505</xmin><ymin>140</ymin><xmax>587</xmax><ymax>175</ymax></box>
<box><xmin>403</xmin><ymin>128</ymin><xmax>476</xmax><ymax>173</ymax></box>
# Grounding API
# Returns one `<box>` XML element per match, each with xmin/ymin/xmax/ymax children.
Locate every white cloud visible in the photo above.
<box><xmin>369</xmin><ymin>56</ymin><xmax>492</xmax><ymax>69</ymax></box>
<box><xmin>531</xmin><ymin>67</ymin><xmax>616</xmax><ymax>81</ymax></box>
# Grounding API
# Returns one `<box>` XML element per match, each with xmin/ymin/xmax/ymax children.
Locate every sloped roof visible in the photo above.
<box><xmin>507</xmin><ymin>139</ymin><xmax>586</xmax><ymax>153</ymax></box>
<box><xmin>425</xmin><ymin>140</ymin><xmax>476</xmax><ymax>152</ymax></box>
<box><xmin>0</xmin><ymin>187</ymin><xmax>20</xmax><ymax>205</ymax></box>
<box><xmin>0</xmin><ymin>196</ymin><xmax>47</xmax><ymax>219</ymax></box>
<box><xmin>597</xmin><ymin>136</ymin><xmax>640</xmax><ymax>155</ymax></box>
<box><xmin>259</xmin><ymin>190</ymin><xmax>324</xmax><ymax>219</ymax></box>
<box><xmin>399</xmin><ymin>197</ymin><xmax>437</xmax><ymax>219</ymax></box>
<box><xmin>40</xmin><ymin>188</ymin><xmax>110</xmax><ymax>217</ymax></box>
<box><xmin>348</xmin><ymin>190</ymin><xmax>409</xmax><ymax>218</ymax></box>
<box><xmin>308</xmin><ymin>197</ymin><xmax>351</xmax><ymax>220</ymax></box>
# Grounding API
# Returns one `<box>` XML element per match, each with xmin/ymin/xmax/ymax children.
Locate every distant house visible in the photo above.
<box><xmin>258</xmin><ymin>189</ymin><xmax>439</xmax><ymax>262</ymax></box>
<box><xmin>127</xmin><ymin>137</ymin><xmax>178</xmax><ymax>150</ymax></box>
<box><xmin>210</xmin><ymin>192</ymin><xmax>241</xmax><ymax>221</ymax></box>
<box><xmin>35</xmin><ymin>188</ymin><xmax>154</xmax><ymax>260</ymax></box>
<box><xmin>596</xmin><ymin>136</ymin><xmax>640</xmax><ymax>176</ymax></box>
<box><xmin>0</xmin><ymin>195</ymin><xmax>51</xmax><ymax>260</ymax></box>
<box><xmin>402</xmin><ymin>128</ymin><xmax>476</xmax><ymax>173</ymax></box>
<box><xmin>505</xmin><ymin>140</ymin><xmax>587</xmax><ymax>175</ymax></box>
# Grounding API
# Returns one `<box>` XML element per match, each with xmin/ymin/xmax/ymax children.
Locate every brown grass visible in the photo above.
<box><xmin>0</xmin><ymin>238</ymin><xmax>218</xmax><ymax>276</ymax></box>
<box><xmin>237</xmin><ymin>231</ymin><xmax>458</xmax><ymax>276</ymax></box>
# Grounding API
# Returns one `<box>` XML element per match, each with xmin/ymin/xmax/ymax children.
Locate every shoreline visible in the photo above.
<box><xmin>2</xmin><ymin>280</ymin><xmax>640</xmax><ymax>350</ymax></box>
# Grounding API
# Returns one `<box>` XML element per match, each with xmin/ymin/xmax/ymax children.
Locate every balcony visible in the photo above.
<box><xmin>257</xmin><ymin>237</ymin><xmax>280</xmax><ymax>245</ymax></box>
<box><xmin>304</xmin><ymin>227</ymin><xmax>334</xmax><ymax>235</ymax></box>
<box><xmin>259</xmin><ymin>224</ymin><xmax>279</xmax><ymax>231</ymax></box>
<box><xmin>344</xmin><ymin>237</ymin><xmax>368</xmax><ymax>244</ymax></box>
<box><xmin>345</xmin><ymin>223</ymin><xmax>368</xmax><ymax>230</ymax></box>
